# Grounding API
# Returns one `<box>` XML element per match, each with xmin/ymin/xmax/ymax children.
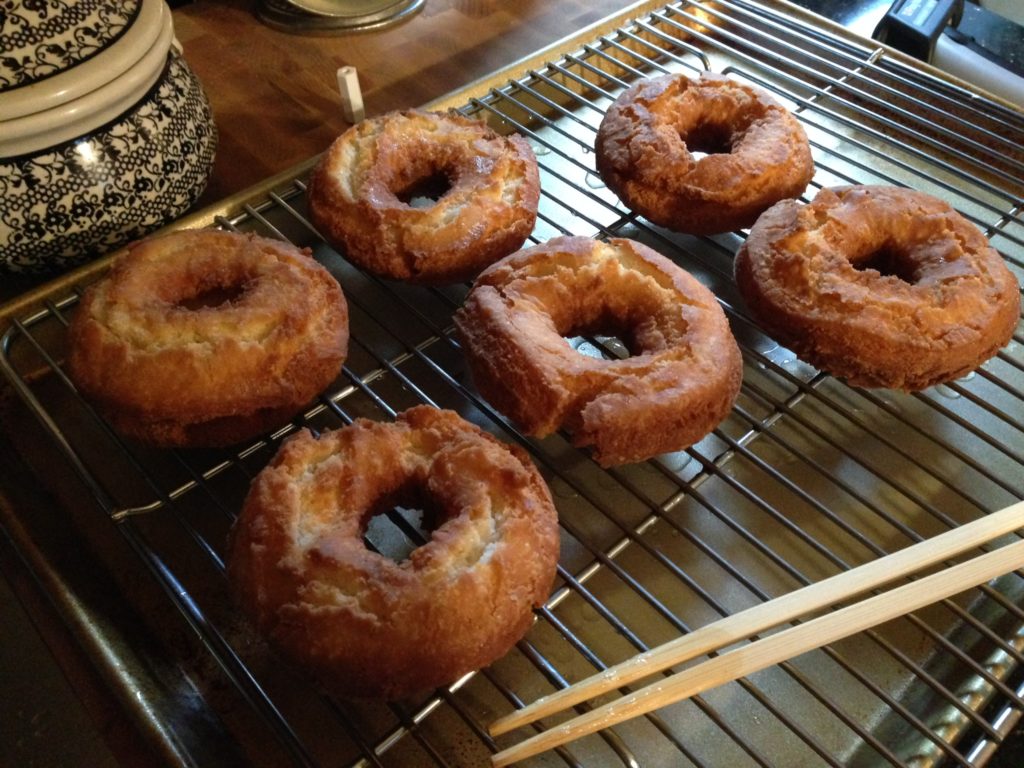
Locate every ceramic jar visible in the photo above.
<box><xmin>0</xmin><ymin>0</ymin><xmax>217</xmax><ymax>274</ymax></box>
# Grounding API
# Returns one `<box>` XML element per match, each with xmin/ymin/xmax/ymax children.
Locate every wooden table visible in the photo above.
<box><xmin>173</xmin><ymin>0</ymin><xmax>639</xmax><ymax>206</ymax></box>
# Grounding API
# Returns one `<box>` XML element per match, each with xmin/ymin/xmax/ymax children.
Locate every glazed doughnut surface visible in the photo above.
<box><xmin>67</xmin><ymin>229</ymin><xmax>349</xmax><ymax>446</ymax></box>
<box><xmin>455</xmin><ymin>236</ymin><xmax>743</xmax><ymax>466</ymax></box>
<box><xmin>735</xmin><ymin>185</ymin><xmax>1020</xmax><ymax>390</ymax></box>
<box><xmin>307</xmin><ymin>109</ymin><xmax>540</xmax><ymax>283</ymax></box>
<box><xmin>595</xmin><ymin>72</ymin><xmax>814</xmax><ymax>234</ymax></box>
<box><xmin>227</xmin><ymin>406</ymin><xmax>560</xmax><ymax>700</ymax></box>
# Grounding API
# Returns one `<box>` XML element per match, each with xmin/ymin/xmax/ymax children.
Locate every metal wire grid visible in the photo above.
<box><xmin>1</xmin><ymin>1</ymin><xmax>1023</xmax><ymax>766</ymax></box>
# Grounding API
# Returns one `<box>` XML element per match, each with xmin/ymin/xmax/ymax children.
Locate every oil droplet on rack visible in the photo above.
<box><xmin>531</xmin><ymin>142</ymin><xmax>551</xmax><ymax>156</ymax></box>
<box><xmin>551</xmin><ymin>479</ymin><xmax>578</xmax><ymax>500</ymax></box>
<box><xmin>585</xmin><ymin>172</ymin><xmax>606</xmax><ymax>189</ymax></box>
<box><xmin>935</xmin><ymin>383</ymin><xmax>961</xmax><ymax>399</ymax></box>
<box><xmin>879</xmin><ymin>396</ymin><xmax>902</xmax><ymax>415</ymax></box>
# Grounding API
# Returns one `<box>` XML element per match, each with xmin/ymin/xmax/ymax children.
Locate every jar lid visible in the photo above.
<box><xmin>0</xmin><ymin>0</ymin><xmax>165</xmax><ymax>121</ymax></box>
<box><xmin>0</xmin><ymin>0</ymin><xmax>174</xmax><ymax>157</ymax></box>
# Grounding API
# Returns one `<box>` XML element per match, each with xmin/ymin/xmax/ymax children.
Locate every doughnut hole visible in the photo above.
<box><xmin>389</xmin><ymin>150</ymin><xmax>457</xmax><ymax>209</ymax></box>
<box><xmin>395</xmin><ymin>169</ymin><xmax>453</xmax><ymax>209</ymax></box>
<box><xmin>564</xmin><ymin>309</ymin><xmax>662</xmax><ymax>362</ymax></box>
<box><xmin>674</xmin><ymin>93</ymin><xmax>760</xmax><ymax>162</ymax></box>
<box><xmin>683</xmin><ymin>119</ymin><xmax>735</xmax><ymax>160</ymax></box>
<box><xmin>312</xmin><ymin>428</ymin><xmax>511</xmax><ymax>579</ymax></box>
<box><xmin>362</xmin><ymin>481</ymin><xmax>444</xmax><ymax>564</ymax></box>
<box><xmin>157</xmin><ymin>256</ymin><xmax>260</xmax><ymax>311</ymax></box>
<box><xmin>504</xmin><ymin>243</ymin><xmax>694</xmax><ymax>368</ymax></box>
<box><xmin>569</xmin><ymin>331</ymin><xmax>633</xmax><ymax>361</ymax></box>
<box><xmin>546</xmin><ymin>265</ymin><xmax>689</xmax><ymax>363</ymax></box>
<box><xmin>850</xmin><ymin>243</ymin><xmax>923</xmax><ymax>285</ymax></box>
<box><xmin>174</xmin><ymin>281</ymin><xmax>250</xmax><ymax>310</ymax></box>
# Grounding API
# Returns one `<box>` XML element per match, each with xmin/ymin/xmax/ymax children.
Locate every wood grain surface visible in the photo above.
<box><xmin>172</xmin><ymin>0</ymin><xmax>636</xmax><ymax>205</ymax></box>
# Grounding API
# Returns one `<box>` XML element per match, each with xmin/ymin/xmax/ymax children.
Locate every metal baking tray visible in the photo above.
<box><xmin>1</xmin><ymin>1</ymin><xmax>1022</xmax><ymax>766</ymax></box>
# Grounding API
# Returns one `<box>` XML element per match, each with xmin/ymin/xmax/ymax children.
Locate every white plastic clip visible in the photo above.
<box><xmin>336</xmin><ymin>66</ymin><xmax>365</xmax><ymax>124</ymax></box>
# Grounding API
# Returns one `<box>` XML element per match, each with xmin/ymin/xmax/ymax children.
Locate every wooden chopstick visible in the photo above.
<box><xmin>490</xmin><ymin>500</ymin><xmax>1024</xmax><ymax>739</ymax></box>
<box><xmin>489</xmin><ymin>500</ymin><xmax>1024</xmax><ymax>766</ymax></box>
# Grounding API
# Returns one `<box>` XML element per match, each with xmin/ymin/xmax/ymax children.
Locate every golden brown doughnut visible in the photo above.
<box><xmin>226</xmin><ymin>406</ymin><xmax>559</xmax><ymax>700</ymax></box>
<box><xmin>734</xmin><ymin>185</ymin><xmax>1020</xmax><ymax>390</ymax></box>
<box><xmin>306</xmin><ymin>109</ymin><xmax>540</xmax><ymax>283</ymax></box>
<box><xmin>595</xmin><ymin>72</ymin><xmax>814</xmax><ymax>234</ymax></box>
<box><xmin>67</xmin><ymin>229</ymin><xmax>349</xmax><ymax>446</ymax></box>
<box><xmin>454</xmin><ymin>236</ymin><xmax>743</xmax><ymax>466</ymax></box>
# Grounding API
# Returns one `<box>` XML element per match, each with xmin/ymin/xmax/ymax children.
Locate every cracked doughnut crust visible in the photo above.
<box><xmin>67</xmin><ymin>229</ymin><xmax>349</xmax><ymax>446</ymax></box>
<box><xmin>307</xmin><ymin>109</ymin><xmax>540</xmax><ymax>283</ymax></box>
<box><xmin>454</xmin><ymin>236</ymin><xmax>743</xmax><ymax>466</ymax></box>
<box><xmin>595</xmin><ymin>72</ymin><xmax>814</xmax><ymax>234</ymax></box>
<box><xmin>734</xmin><ymin>185</ymin><xmax>1020</xmax><ymax>390</ymax></box>
<box><xmin>226</xmin><ymin>406</ymin><xmax>560</xmax><ymax>700</ymax></box>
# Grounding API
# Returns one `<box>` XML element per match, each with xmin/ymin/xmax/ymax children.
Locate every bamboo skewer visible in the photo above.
<box><xmin>493</xmin><ymin>536</ymin><xmax>1024</xmax><ymax>766</ymax></box>
<box><xmin>490</xmin><ymin>501</ymin><xmax>1024</xmax><ymax>738</ymax></box>
<box><xmin>489</xmin><ymin>501</ymin><xmax>1024</xmax><ymax>766</ymax></box>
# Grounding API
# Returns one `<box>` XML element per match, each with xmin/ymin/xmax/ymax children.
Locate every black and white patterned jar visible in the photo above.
<box><xmin>0</xmin><ymin>0</ymin><xmax>217</xmax><ymax>274</ymax></box>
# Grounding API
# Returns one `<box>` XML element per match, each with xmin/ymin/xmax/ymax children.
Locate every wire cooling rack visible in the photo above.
<box><xmin>1</xmin><ymin>1</ymin><xmax>1023</xmax><ymax>766</ymax></box>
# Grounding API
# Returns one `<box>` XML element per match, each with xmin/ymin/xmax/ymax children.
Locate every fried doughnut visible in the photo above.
<box><xmin>734</xmin><ymin>185</ymin><xmax>1020</xmax><ymax>390</ymax></box>
<box><xmin>595</xmin><ymin>72</ymin><xmax>814</xmax><ymax>234</ymax></box>
<box><xmin>226</xmin><ymin>406</ymin><xmax>560</xmax><ymax>700</ymax></box>
<box><xmin>454</xmin><ymin>236</ymin><xmax>743</xmax><ymax>466</ymax></box>
<box><xmin>67</xmin><ymin>229</ymin><xmax>349</xmax><ymax>446</ymax></box>
<box><xmin>307</xmin><ymin>109</ymin><xmax>540</xmax><ymax>283</ymax></box>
